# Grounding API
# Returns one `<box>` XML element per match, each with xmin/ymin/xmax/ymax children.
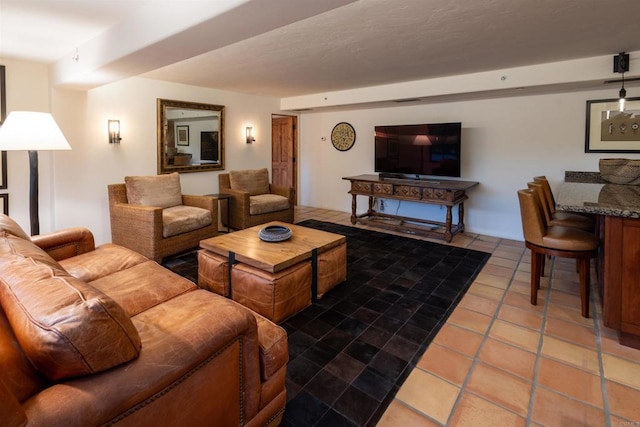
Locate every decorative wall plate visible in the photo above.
<box><xmin>331</xmin><ymin>122</ymin><xmax>356</xmax><ymax>151</ymax></box>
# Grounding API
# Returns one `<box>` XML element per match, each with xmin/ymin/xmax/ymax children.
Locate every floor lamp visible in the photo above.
<box><xmin>0</xmin><ymin>112</ymin><xmax>71</xmax><ymax>235</ymax></box>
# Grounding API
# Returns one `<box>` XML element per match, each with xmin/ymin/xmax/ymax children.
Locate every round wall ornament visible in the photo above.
<box><xmin>331</xmin><ymin>122</ymin><xmax>356</xmax><ymax>151</ymax></box>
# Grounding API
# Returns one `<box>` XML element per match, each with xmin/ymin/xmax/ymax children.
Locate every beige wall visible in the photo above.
<box><xmin>3</xmin><ymin>56</ymin><xmax>639</xmax><ymax>243</ymax></box>
<box><xmin>1</xmin><ymin>58</ymin><xmax>283</xmax><ymax>243</ymax></box>
<box><xmin>297</xmin><ymin>89</ymin><xmax>640</xmax><ymax>240</ymax></box>
<box><xmin>51</xmin><ymin>77</ymin><xmax>282</xmax><ymax>244</ymax></box>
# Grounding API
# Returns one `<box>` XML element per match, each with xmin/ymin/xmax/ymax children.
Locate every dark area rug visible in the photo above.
<box><xmin>163</xmin><ymin>220</ymin><xmax>490</xmax><ymax>426</ymax></box>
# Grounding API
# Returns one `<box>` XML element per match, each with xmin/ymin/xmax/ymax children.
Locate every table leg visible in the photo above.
<box><xmin>227</xmin><ymin>251</ymin><xmax>235</xmax><ymax>299</ymax></box>
<box><xmin>350</xmin><ymin>194</ymin><xmax>357</xmax><ymax>225</ymax></box>
<box><xmin>444</xmin><ymin>205</ymin><xmax>453</xmax><ymax>242</ymax></box>
<box><xmin>458</xmin><ymin>202</ymin><xmax>465</xmax><ymax>232</ymax></box>
<box><xmin>311</xmin><ymin>248</ymin><xmax>318</xmax><ymax>302</ymax></box>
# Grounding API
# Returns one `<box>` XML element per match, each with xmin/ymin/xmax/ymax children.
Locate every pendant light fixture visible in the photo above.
<box><xmin>614</xmin><ymin>52</ymin><xmax>629</xmax><ymax>112</ymax></box>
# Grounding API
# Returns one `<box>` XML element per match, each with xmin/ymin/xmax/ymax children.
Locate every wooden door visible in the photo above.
<box><xmin>272</xmin><ymin>115</ymin><xmax>297</xmax><ymax>204</ymax></box>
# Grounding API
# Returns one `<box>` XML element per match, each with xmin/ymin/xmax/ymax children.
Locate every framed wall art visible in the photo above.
<box><xmin>176</xmin><ymin>125</ymin><xmax>190</xmax><ymax>146</ymax></box>
<box><xmin>0</xmin><ymin>64</ymin><xmax>7</xmax><ymax>189</ymax></box>
<box><xmin>585</xmin><ymin>97</ymin><xmax>640</xmax><ymax>152</ymax></box>
<box><xmin>0</xmin><ymin>193</ymin><xmax>8</xmax><ymax>215</ymax></box>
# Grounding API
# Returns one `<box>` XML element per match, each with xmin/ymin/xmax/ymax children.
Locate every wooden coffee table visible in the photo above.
<box><xmin>198</xmin><ymin>221</ymin><xmax>346</xmax><ymax>322</ymax></box>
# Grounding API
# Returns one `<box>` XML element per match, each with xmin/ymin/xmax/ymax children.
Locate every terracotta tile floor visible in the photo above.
<box><xmin>293</xmin><ymin>206</ymin><xmax>640</xmax><ymax>426</ymax></box>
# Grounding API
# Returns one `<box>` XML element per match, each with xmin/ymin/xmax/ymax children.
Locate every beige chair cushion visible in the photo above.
<box><xmin>229</xmin><ymin>168</ymin><xmax>270</xmax><ymax>196</ymax></box>
<box><xmin>162</xmin><ymin>205</ymin><xmax>212</xmax><ymax>238</ymax></box>
<box><xmin>125</xmin><ymin>173</ymin><xmax>182</xmax><ymax>208</ymax></box>
<box><xmin>249</xmin><ymin>194</ymin><xmax>290</xmax><ymax>215</ymax></box>
<box><xmin>0</xmin><ymin>235</ymin><xmax>141</xmax><ymax>380</ymax></box>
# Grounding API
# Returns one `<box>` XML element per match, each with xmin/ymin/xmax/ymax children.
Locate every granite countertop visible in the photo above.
<box><xmin>556</xmin><ymin>182</ymin><xmax>640</xmax><ymax>218</ymax></box>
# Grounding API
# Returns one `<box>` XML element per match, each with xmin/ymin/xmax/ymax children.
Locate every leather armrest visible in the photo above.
<box><xmin>31</xmin><ymin>227</ymin><xmax>95</xmax><ymax>261</ymax></box>
<box><xmin>250</xmin><ymin>312</ymin><xmax>288</xmax><ymax>381</ymax></box>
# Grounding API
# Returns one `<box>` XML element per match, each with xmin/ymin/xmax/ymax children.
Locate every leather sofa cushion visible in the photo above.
<box><xmin>89</xmin><ymin>260</ymin><xmax>196</xmax><ymax>317</ymax></box>
<box><xmin>125</xmin><ymin>172</ymin><xmax>182</xmax><ymax>208</ymax></box>
<box><xmin>0</xmin><ymin>378</ymin><xmax>26</xmax><ymax>427</ymax></box>
<box><xmin>249</xmin><ymin>194</ymin><xmax>290</xmax><ymax>215</ymax></box>
<box><xmin>229</xmin><ymin>168</ymin><xmax>270</xmax><ymax>196</ymax></box>
<box><xmin>60</xmin><ymin>243</ymin><xmax>149</xmax><ymax>283</ymax></box>
<box><xmin>0</xmin><ymin>214</ymin><xmax>31</xmax><ymax>240</ymax></box>
<box><xmin>0</xmin><ymin>235</ymin><xmax>141</xmax><ymax>380</ymax></box>
<box><xmin>162</xmin><ymin>205</ymin><xmax>212</xmax><ymax>238</ymax></box>
<box><xmin>0</xmin><ymin>229</ymin><xmax>66</xmax><ymax>275</ymax></box>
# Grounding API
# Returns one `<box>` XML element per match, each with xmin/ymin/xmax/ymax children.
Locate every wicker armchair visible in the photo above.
<box><xmin>219</xmin><ymin>168</ymin><xmax>294</xmax><ymax>230</ymax></box>
<box><xmin>108</xmin><ymin>174</ymin><xmax>218</xmax><ymax>262</ymax></box>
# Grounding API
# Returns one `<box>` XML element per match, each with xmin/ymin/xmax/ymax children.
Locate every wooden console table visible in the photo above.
<box><xmin>342</xmin><ymin>175</ymin><xmax>478</xmax><ymax>242</ymax></box>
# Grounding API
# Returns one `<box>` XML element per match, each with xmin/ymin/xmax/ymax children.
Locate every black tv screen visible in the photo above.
<box><xmin>374</xmin><ymin>122</ymin><xmax>461</xmax><ymax>178</ymax></box>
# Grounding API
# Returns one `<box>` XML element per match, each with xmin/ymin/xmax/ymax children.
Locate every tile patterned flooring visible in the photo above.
<box><xmin>293</xmin><ymin>206</ymin><xmax>640</xmax><ymax>427</ymax></box>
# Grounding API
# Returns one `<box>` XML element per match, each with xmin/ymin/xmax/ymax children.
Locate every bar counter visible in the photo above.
<box><xmin>557</xmin><ymin>182</ymin><xmax>640</xmax><ymax>218</ymax></box>
<box><xmin>556</xmin><ymin>181</ymin><xmax>640</xmax><ymax>349</ymax></box>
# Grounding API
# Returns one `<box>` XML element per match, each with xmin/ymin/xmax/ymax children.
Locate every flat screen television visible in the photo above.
<box><xmin>374</xmin><ymin>122</ymin><xmax>462</xmax><ymax>178</ymax></box>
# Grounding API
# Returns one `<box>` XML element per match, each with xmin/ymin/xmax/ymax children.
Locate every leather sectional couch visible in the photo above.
<box><xmin>0</xmin><ymin>214</ymin><xmax>287</xmax><ymax>426</ymax></box>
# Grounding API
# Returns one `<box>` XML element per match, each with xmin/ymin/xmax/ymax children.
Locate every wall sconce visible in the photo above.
<box><xmin>246</xmin><ymin>126</ymin><xmax>255</xmax><ymax>144</ymax></box>
<box><xmin>108</xmin><ymin>119</ymin><xmax>122</xmax><ymax>144</ymax></box>
<box><xmin>614</xmin><ymin>52</ymin><xmax>630</xmax><ymax>112</ymax></box>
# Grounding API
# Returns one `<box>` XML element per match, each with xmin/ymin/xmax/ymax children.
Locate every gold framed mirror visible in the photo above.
<box><xmin>157</xmin><ymin>98</ymin><xmax>225</xmax><ymax>174</ymax></box>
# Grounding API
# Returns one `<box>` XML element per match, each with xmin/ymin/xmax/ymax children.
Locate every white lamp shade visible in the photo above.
<box><xmin>0</xmin><ymin>111</ymin><xmax>71</xmax><ymax>151</ymax></box>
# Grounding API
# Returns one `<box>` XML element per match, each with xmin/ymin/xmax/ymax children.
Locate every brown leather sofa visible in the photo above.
<box><xmin>0</xmin><ymin>214</ymin><xmax>287</xmax><ymax>426</ymax></box>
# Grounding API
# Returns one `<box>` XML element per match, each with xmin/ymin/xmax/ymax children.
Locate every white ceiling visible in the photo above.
<box><xmin>1</xmin><ymin>0</ymin><xmax>640</xmax><ymax>98</ymax></box>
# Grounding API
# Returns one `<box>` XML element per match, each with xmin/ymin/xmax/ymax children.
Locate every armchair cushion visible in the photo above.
<box><xmin>0</xmin><ymin>235</ymin><xmax>141</xmax><ymax>381</ymax></box>
<box><xmin>125</xmin><ymin>172</ymin><xmax>182</xmax><ymax>208</ymax></box>
<box><xmin>162</xmin><ymin>205</ymin><xmax>212</xmax><ymax>238</ymax></box>
<box><xmin>250</xmin><ymin>194</ymin><xmax>290</xmax><ymax>215</ymax></box>
<box><xmin>229</xmin><ymin>168</ymin><xmax>270</xmax><ymax>196</ymax></box>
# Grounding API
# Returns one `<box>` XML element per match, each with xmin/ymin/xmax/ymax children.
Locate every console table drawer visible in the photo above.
<box><xmin>423</xmin><ymin>188</ymin><xmax>452</xmax><ymax>201</ymax></box>
<box><xmin>352</xmin><ymin>181</ymin><xmax>372</xmax><ymax>193</ymax></box>
<box><xmin>373</xmin><ymin>183</ymin><xmax>393</xmax><ymax>195</ymax></box>
<box><xmin>395</xmin><ymin>185</ymin><xmax>421</xmax><ymax>199</ymax></box>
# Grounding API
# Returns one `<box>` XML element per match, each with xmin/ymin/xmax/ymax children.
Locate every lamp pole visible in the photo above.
<box><xmin>0</xmin><ymin>111</ymin><xmax>71</xmax><ymax>236</ymax></box>
<box><xmin>28</xmin><ymin>150</ymin><xmax>39</xmax><ymax>235</ymax></box>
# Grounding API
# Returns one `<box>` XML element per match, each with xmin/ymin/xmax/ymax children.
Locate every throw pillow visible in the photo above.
<box><xmin>0</xmin><ymin>213</ymin><xmax>31</xmax><ymax>240</ymax></box>
<box><xmin>229</xmin><ymin>168</ymin><xmax>270</xmax><ymax>196</ymax></box>
<box><xmin>125</xmin><ymin>173</ymin><xmax>182</xmax><ymax>208</ymax></box>
<box><xmin>0</xmin><ymin>235</ymin><xmax>142</xmax><ymax>380</ymax></box>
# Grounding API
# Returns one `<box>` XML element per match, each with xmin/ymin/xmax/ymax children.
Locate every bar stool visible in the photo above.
<box><xmin>517</xmin><ymin>188</ymin><xmax>598</xmax><ymax>317</ymax></box>
<box><xmin>527</xmin><ymin>181</ymin><xmax>594</xmax><ymax>231</ymax></box>
<box><xmin>533</xmin><ymin>176</ymin><xmax>594</xmax><ymax>230</ymax></box>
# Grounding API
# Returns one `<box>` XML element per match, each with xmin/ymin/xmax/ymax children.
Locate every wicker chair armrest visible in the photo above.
<box><xmin>31</xmin><ymin>227</ymin><xmax>96</xmax><ymax>261</ymax></box>
<box><xmin>269</xmin><ymin>184</ymin><xmax>293</xmax><ymax>199</ymax></box>
<box><xmin>110</xmin><ymin>203</ymin><xmax>164</xmax><ymax>241</ymax></box>
<box><xmin>182</xmin><ymin>194</ymin><xmax>215</xmax><ymax>211</ymax></box>
<box><xmin>220</xmin><ymin>188</ymin><xmax>251</xmax><ymax>213</ymax></box>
